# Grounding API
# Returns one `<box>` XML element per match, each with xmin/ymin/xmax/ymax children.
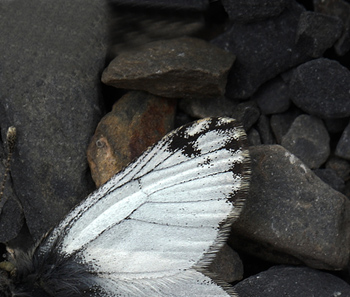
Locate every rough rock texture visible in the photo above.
<box><xmin>314</xmin><ymin>0</ymin><xmax>350</xmax><ymax>56</ymax></box>
<box><xmin>212</xmin><ymin>1</ymin><xmax>342</xmax><ymax>99</ymax></box>
<box><xmin>281</xmin><ymin>115</ymin><xmax>330</xmax><ymax>169</ymax></box>
<box><xmin>0</xmin><ymin>1</ymin><xmax>108</xmax><ymax>241</ymax></box>
<box><xmin>290</xmin><ymin>58</ymin><xmax>350</xmax><ymax>119</ymax></box>
<box><xmin>234</xmin><ymin>266</ymin><xmax>350</xmax><ymax>297</ymax></box>
<box><xmin>231</xmin><ymin>145</ymin><xmax>350</xmax><ymax>270</ymax></box>
<box><xmin>221</xmin><ymin>0</ymin><xmax>288</xmax><ymax>23</ymax></box>
<box><xmin>87</xmin><ymin>92</ymin><xmax>176</xmax><ymax>187</ymax></box>
<box><xmin>296</xmin><ymin>11</ymin><xmax>342</xmax><ymax>57</ymax></box>
<box><xmin>102</xmin><ymin>37</ymin><xmax>235</xmax><ymax>99</ymax></box>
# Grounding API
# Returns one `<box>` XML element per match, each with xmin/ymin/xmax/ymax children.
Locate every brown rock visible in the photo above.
<box><xmin>101</xmin><ymin>37</ymin><xmax>235</xmax><ymax>99</ymax></box>
<box><xmin>87</xmin><ymin>91</ymin><xmax>176</xmax><ymax>187</ymax></box>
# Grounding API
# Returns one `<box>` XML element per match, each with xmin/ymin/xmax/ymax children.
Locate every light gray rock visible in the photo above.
<box><xmin>230</xmin><ymin>145</ymin><xmax>350</xmax><ymax>270</ymax></box>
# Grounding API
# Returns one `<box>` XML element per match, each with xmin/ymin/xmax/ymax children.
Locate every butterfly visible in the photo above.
<box><xmin>0</xmin><ymin>117</ymin><xmax>250</xmax><ymax>296</ymax></box>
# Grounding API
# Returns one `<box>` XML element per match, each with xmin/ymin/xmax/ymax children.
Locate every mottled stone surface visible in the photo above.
<box><xmin>102</xmin><ymin>37</ymin><xmax>235</xmax><ymax>99</ymax></box>
<box><xmin>231</xmin><ymin>145</ymin><xmax>350</xmax><ymax>270</ymax></box>
<box><xmin>281</xmin><ymin>115</ymin><xmax>330</xmax><ymax>169</ymax></box>
<box><xmin>87</xmin><ymin>91</ymin><xmax>176</xmax><ymax>187</ymax></box>
<box><xmin>335</xmin><ymin>121</ymin><xmax>350</xmax><ymax>160</ymax></box>
<box><xmin>234</xmin><ymin>266</ymin><xmax>350</xmax><ymax>297</ymax></box>
<box><xmin>290</xmin><ymin>58</ymin><xmax>350</xmax><ymax>119</ymax></box>
<box><xmin>0</xmin><ymin>0</ymin><xmax>108</xmax><ymax>241</ymax></box>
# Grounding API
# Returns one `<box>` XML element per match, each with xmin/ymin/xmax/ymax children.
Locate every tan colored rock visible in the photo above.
<box><xmin>87</xmin><ymin>91</ymin><xmax>176</xmax><ymax>187</ymax></box>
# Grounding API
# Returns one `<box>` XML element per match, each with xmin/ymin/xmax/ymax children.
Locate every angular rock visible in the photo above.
<box><xmin>208</xmin><ymin>244</ymin><xmax>244</xmax><ymax>283</ymax></box>
<box><xmin>102</xmin><ymin>37</ymin><xmax>235</xmax><ymax>99</ymax></box>
<box><xmin>231</xmin><ymin>145</ymin><xmax>350</xmax><ymax>270</ymax></box>
<box><xmin>314</xmin><ymin>0</ymin><xmax>350</xmax><ymax>56</ymax></box>
<box><xmin>234</xmin><ymin>266</ymin><xmax>350</xmax><ymax>297</ymax></box>
<box><xmin>270</xmin><ymin>107</ymin><xmax>302</xmax><ymax>144</ymax></box>
<box><xmin>221</xmin><ymin>0</ymin><xmax>288</xmax><ymax>23</ymax></box>
<box><xmin>335</xmin><ymin>121</ymin><xmax>350</xmax><ymax>160</ymax></box>
<box><xmin>87</xmin><ymin>91</ymin><xmax>176</xmax><ymax>187</ymax></box>
<box><xmin>281</xmin><ymin>115</ymin><xmax>330</xmax><ymax>169</ymax></box>
<box><xmin>0</xmin><ymin>1</ymin><xmax>108</xmax><ymax>241</ymax></box>
<box><xmin>212</xmin><ymin>1</ymin><xmax>342</xmax><ymax>99</ymax></box>
<box><xmin>313</xmin><ymin>168</ymin><xmax>345</xmax><ymax>193</ymax></box>
<box><xmin>290</xmin><ymin>58</ymin><xmax>350</xmax><ymax>119</ymax></box>
<box><xmin>296</xmin><ymin>11</ymin><xmax>342</xmax><ymax>58</ymax></box>
<box><xmin>253</xmin><ymin>76</ymin><xmax>290</xmax><ymax>115</ymax></box>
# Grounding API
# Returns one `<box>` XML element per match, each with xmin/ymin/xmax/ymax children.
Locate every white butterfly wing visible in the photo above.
<box><xmin>39</xmin><ymin>117</ymin><xmax>250</xmax><ymax>296</ymax></box>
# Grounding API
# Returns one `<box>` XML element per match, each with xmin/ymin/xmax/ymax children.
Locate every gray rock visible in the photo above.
<box><xmin>326</xmin><ymin>156</ymin><xmax>350</xmax><ymax>181</ymax></box>
<box><xmin>212</xmin><ymin>1</ymin><xmax>342</xmax><ymax>99</ymax></box>
<box><xmin>253</xmin><ymin>76</ymin><xmax>290</xmax><ymax>115</ymax></box>
<box><xmin>296</xmin><ymin>11</ymin><xmax>343</xmax><ymax>58</ymax></box>
<box><xmin>102</xmin><ymin>37</ymin><xmax>235</xmax><ymax>99</ymax></box>
<box><xmin>313</xmin><ymin>168</ymin><xmax>345</xmax><ymax>193</ymax></box>
<box><xmin>0</xmin><ymin>1</ymin><xmax>108</xmax><ymax>241</ymax></box>
<box><xmin>247</xmin><ymin>128</ymin><xmax>261</xmax><ymax>146</ymax></box>
<box><xmin>234</xmin><ymin>266</ymin><xmax>350</xmax><ymax>297</ymax></box>
<box><xmin>314</xmin><ymin>0</ymin><xmax>350</xmax><ymax>56</ymax></box>
<box><xmin>231</xmin><ymin>145</ymin><xmax>350</xmax><ymax>270</ymax></box>
<box><xmin>232</xmin><ymin>101</ymin><xmax>260</xmax><ymax>132</ymax></box>
<box><xmin>270</xmin><ymin>107</ymin><xmax>302</xmax><ymax>144</ymax></box>
<box><xmin>256</xmin><ymin>115</ymin><xmax>275</xmax><ymax>145</ymax></box>
<box><xmin>281</xmin><ymin>115</ymin><xmax>330</xmax><ymax>169</ymax></box>
<box><xmin>335</xmin><ymin>121</ymin><xmax>350</xmax><ymax>160</ymax></box>
<box><xmin>290</xmin><ymin>58</ymin><xmax>350</xmax><ymax>119</ymax></box>
<box><xmin>179</xmin><ymin>97</ymin><xmax>237</xmax><ymax>118</ymax></box>
<box><xmin>209</xmin><ymin>244</ymin><xmax>244</xmax><ymax>283</ymax></box>
<box><xmin>221</xmin><ymin>0</ymin><xmax>288</xmax><ymax>23</ymax></box>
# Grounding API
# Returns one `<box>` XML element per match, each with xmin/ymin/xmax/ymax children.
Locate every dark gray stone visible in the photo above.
<box><xmin>296</xmin><ymin>11</ymin><xmax>342</xmax><ymax>58</ymax></box>
<box><xmin>313</xmin><ymin>168</ymin><xmax>345</xmax><ymax>193</ymax></box>
<box><xmin>247</xmin><ymin>128</ymin><xmax>261</xmax><ymax>146</ymax></box>
<box><xmin>281</xmin><ymin>115</ymin><xmax>330</xmax><ymax>169</ymax></box>
<box><xmin>270</xmin><ymin>107</ymin><xmax>302</xmax><ymax>144</ymax></box>
<box><xmin>336</xmin><ymin>121</ymin><xmax>350</xmax><ymax>160</ymax></box>
<box><xmin>0</xmin><ymin>1</ymin><xmax>108</xmax><ymax>241</ymax></box>
<box><xmin>326</xmin><ymin>156</ymin><xmax>350</xmax><ymax>181</ymax></box>
<box><xmin>231</xmin><ymin>145</ymin><xmax>350</xmax><ymax>270</ymax></box>
<box><xmin>221</xmin><ymin>0</ymin><xmax>288</xmax><ymax>23</ymax></box>
<box><xmin>212</xmin><ymin>1</ymin><xmax>342</xmax><ymax>99</ymax></box>
<box><xmin>253</xmin><ymin>76</ymin><xmax>290</xmax><ymax>115</ymax></box>
<box><xmin>314</xmin><ymin>0</ymin><xmax>350</xmax><ymax>56</ymax></box>
<box><xmin>232</xmin><ymin>101</ymin><xmax>260</xmax><ymax>132</ymax></box>
<box><xmin>290</xmin><ymin>58</ymin><xmax>350</xmax><ymax>119</ymax></box>
<box><xmin>102</xmin><ymin>37</ymin><xmax>235</xmax><ymax>100</ymax></box>
<box><xmin>256</xmin><ymin>115</ymin><xmax>275</xmax><ymax>145</ymax></box>
<box><xmin>179</xmin><ymin>97</ymin><xmax>238</xmax><ymax>118</ymax></box>
<box><xmin>209</xmin><ymin>244</ymin><xmax>244</xmax><ymax>283</ymax></box>
<box><xmin>234</xmin><ymin>266</ymin><xmax>350</xmax><ymax>297</ymax></box>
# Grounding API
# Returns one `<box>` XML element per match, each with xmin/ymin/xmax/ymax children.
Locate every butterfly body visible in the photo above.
<box><xmin>1</xmin><ymin>117</ymin><xmax>250</xmax><ymax>297</ymax></box>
